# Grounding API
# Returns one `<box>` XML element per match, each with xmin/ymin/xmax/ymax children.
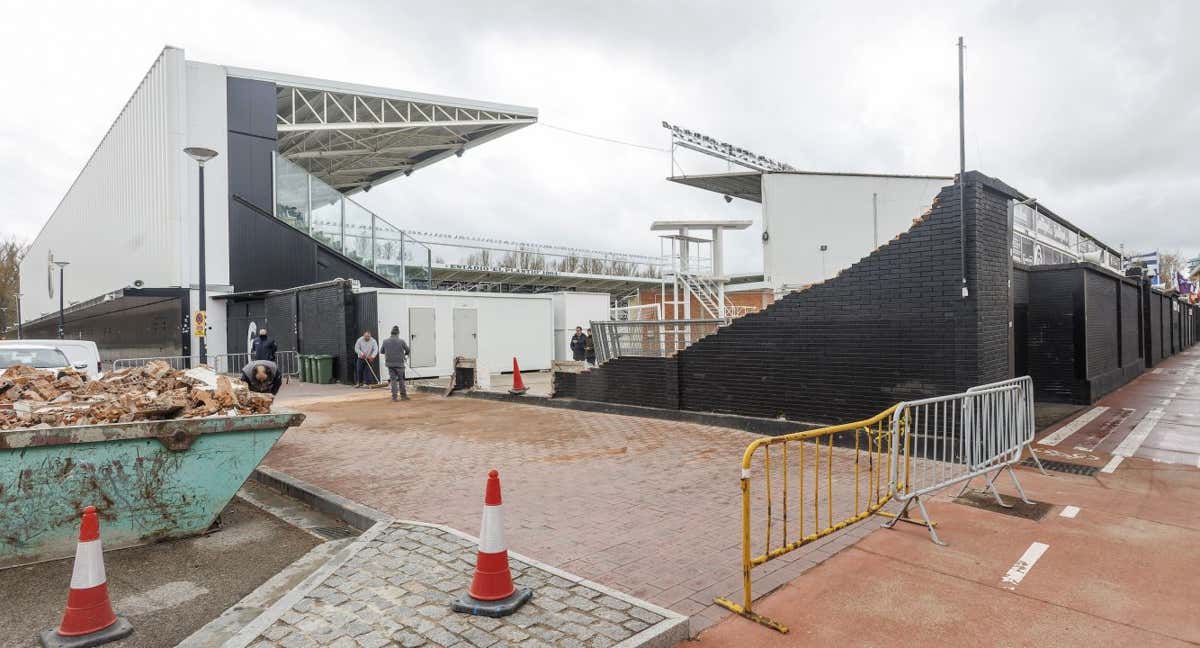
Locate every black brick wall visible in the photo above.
<box><xmin>564</xmin><ymin>172</ymin><xmax>1013</xmax><ymax>424</ymax></box>
<box><xmin>573</xmin><ymin>357</ymin><xmax>678</xmax><ymax>409</ymax></box>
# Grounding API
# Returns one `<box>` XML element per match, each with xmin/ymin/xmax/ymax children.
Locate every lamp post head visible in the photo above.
<box><xmin>52</xmin><ymin>260</ymin><xmax>70</xmax><ymax>269</ymax></box>
<box><xmin>184</xmin><ymin>147</ymin><xmax>219</xmax><ymax>166</ymax></box>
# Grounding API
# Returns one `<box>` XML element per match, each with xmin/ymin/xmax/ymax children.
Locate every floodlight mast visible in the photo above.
<box><xmin>662</xmin><ymin>121</ymin><xmax>797</xmax><ymax>173</ymax></box>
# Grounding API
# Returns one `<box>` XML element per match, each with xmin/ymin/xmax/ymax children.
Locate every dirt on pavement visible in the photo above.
<box><xmin>0</xmin><ymin>499</ymin><xmax>319</xmax><ymax>648</ymax></box>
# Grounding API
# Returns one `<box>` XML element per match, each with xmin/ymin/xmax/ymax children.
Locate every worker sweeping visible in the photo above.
<box><xmin>240</xmin><ymin>359</ymin><xmax>282</xmax><ymax>395</ymax></box>
<box><xmin>380</xmin><ymin>325</ymin><xmax>412</xmax><ymax>402</ymax></box>
<box><xmin>353</xmin><ymin>330</ymin><xmax>379</xmax><ymax>388</ymax></box>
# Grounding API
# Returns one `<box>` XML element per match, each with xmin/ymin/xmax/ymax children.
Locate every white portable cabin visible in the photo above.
<box><xmin>369</xmin><ymin>289</ymin><xmax>554</xmax><ymax>378</ymax></box>
<box><xmin>550</xmin><ymin>292</ymin><xmax>611</xmax><ymax>361</ymax></box>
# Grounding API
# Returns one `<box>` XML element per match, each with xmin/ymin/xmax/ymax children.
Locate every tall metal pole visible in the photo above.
<box><xmin>958</xmin><ymin>36</ymin><xmax>968</xmax><ymax>299</ymax></box>
<box><xmin>15</xmin><ymin>293</ymin><xmax>21</xmax><ymax>339</ymax></box>
<box><xmin>197</xmin><ymin>162</ymin><xmax>208</xmax><ymax>366</ymax></box>
<box><xmin>184</xmin><ymin>147</ymin><xmax>219</xmax><ymax>368</ymax></box>
<box><xmin>57</xmin><ymin>266</ymin><xmax>65</xmax><ymax>339</ymax></box>
<box><xmin>872</xmin><ymin>192</ymin><xmax>879</xmax><ymax>248</ymax></box>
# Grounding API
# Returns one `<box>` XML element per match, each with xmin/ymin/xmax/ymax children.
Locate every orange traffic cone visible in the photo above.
<box><xmin>451</xmin><ymin>470</ymin><xmax>532</xmax><ymax>617</ymax></box>
<box><xmin>39</xmin><ymin>506</ymin><xmax>133</xmax><ymax>648</ymax></box>
<box><xmin>508</xmin><ymin>357</ymin><xmax>528</xmax><ymax>395</ymax></box>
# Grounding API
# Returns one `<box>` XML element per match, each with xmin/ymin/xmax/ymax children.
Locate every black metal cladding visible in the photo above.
<box><xmin>225</xmin><ymin>77</ymin><xmax>396</xmax><ymax>294</ymax></box>
<box><xmin>298</xmin><ymin>283</ymin><xmax>353</xmax><ymax>384</ymax></box>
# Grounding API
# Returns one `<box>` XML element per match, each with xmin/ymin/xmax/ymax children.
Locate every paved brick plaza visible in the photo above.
<box><xmin>265</xmin><ymin>392</ymin><xmax>885</xmax><ymax>633</ymax></box>
<box><xmin>249</xmin><ymin>521</ymin><xmax>684</xmax><ymax>648</ymax></box>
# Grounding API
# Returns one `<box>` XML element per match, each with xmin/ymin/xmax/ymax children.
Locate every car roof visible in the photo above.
<box><xmin>0</xmin><ymin>344</ymin><xmax>68</xmax><ymax>351</ymax></box>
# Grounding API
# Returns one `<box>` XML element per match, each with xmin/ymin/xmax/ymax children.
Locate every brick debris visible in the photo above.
<box><xmin>0</xmin><ymin>361</ymin><xmax>273</xmax><ymax>430</ymax></box>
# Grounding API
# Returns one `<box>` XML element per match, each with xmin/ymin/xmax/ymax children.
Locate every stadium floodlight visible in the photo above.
<box><xmin>662</xmin><ymin>121</ymin><xmax>797</xmax><ymax>173</ymax></box>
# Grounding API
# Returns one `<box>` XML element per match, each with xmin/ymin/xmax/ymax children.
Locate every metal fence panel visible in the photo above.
<box><xmin>590</xmin><ymin>319</ymin><xmax>724</xmax><ymax>364</ymax></box>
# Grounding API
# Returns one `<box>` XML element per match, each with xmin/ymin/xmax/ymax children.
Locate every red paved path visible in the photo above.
<box><xmin>689</xmin><ymin>349</ymin><xmax>1200</xmax><ymax>646</ymax></box>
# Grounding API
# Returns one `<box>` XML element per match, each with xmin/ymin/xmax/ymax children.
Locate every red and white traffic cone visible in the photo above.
<box><xmin>452</xmin><ymin>470</ymin><xmax>532</xmax><ymax>617</ymax></box>
<box><xmin>508</xmin><ymin>357</ymin><xmax>528</xmax><ymax>395</ymax></box>
<box><xmin>39</xmin><ymin>506</ymin><xmax>133</xmax><ymax>648</ymax></box>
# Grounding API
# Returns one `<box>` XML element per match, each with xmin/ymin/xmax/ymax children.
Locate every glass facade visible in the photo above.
<box><xmin>272</xmin><ymin>153</ymin><xmax>431</xmax><ymax>288</ymax></box>
<box><xmin>1011</xmin><ymin>202</ymin><xmax>1120</xmax><ymax>271</ymax></box>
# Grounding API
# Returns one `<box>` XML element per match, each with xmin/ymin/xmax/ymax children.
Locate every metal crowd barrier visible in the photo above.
<box><xmin>208</xmin><ymin>351</ymin><xmax>301</xmax><ymax>381</ymax></box>
<box><xmin>886</xmin><ymin>380</ymin><xmax>1034</xmax><ymax>546</ymax></box>
<box><xmin>714</xmin><ymin>405</ymin><xmax>906</xmax><ymax>633</ymax></box>
<box><xmin>112</xmin><ymin>351</ymin><xmax>301</xmax><ymax>381</ymax></box>
<box><xmin>967</xmin><ymin>376</ymin><xmax>1047</xmax><ymax>476</ymax></box>
<box><xmin>110</xmin><ymin>356</ymin><xmax>190</xmax><ymax>371</ymax></box>
<box><xmin>718</xmin><ymin>376</ymin><xmax>1044</xmax><ymax>633</ymax></box>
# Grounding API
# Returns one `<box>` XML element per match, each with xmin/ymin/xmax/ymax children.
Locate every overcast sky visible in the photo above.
<box><xmin>1</xmin><ymin>1</ymin><xmax>1196</xmax><ymax>274</ymax></box>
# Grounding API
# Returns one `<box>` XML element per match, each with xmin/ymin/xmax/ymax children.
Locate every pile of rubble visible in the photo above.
<box><xmin>0</xmin><ymin>361</ymin><xmax>274</xmax><ymax>430</ymax></box>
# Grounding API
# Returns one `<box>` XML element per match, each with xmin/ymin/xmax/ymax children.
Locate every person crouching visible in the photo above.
<box><xmin>241</xmin><ymin>359</ymin><xmax>282</xmax><ymax>395</ymax></box>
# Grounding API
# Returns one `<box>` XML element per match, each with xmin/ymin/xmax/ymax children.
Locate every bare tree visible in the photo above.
<box><xmin>0</xmin><ymin>237</ymin><xmax>28</xmax><ymax>338</ymax></box>
<box><xmin>1160</xmin><ymin>250</ymin><xmax>1183</xmax><ymax>290</ymax></box>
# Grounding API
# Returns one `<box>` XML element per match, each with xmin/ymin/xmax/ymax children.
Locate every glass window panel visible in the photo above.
<box><xmin>404</xmin><ymin>236</ymin><xmax>432</xmax><ymax>289</ymax></box>
<box><xmin>274</xmin><ymin>155</ymin><xmax>310</xmax><ymax>232</ymax></box>
<box><xmin>343</xmin><ymin>200</ymin><xmax>374</xmax><ymax>268</ymax></box>
<box><xmin>373</xmin><ymin>218</ymin><xmax>405</xmax><ymax>285</ymax></box>
<box><xmin>309</xmin><ymin>178</ymin><xmax>343</xmax><ymax>252</ymax></box>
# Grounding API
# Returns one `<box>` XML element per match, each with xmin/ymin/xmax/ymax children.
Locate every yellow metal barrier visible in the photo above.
<box><xmin>714</xmin><ymin>405</ymin><xmax>906</xmax><ymax>633</ymax></box>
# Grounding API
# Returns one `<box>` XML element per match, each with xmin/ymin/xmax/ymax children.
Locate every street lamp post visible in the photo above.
<box><xmin>819</xmin><ymin>245</ymin><xmax>829</xmax><ymax>280</ymax></box>
<box><xmin>52</xmin><ymin>261</ymin><xmax>69</xmax><ymax>339</ymax></box>
<box><xmin>15</xmin><ymin>293</ymin><xmax>21</xmax><ymax>339</ymax></box>
<box><xmin>184</xmin><ymin>147</ymin><xmax>219</xmax><ymax>366</ymax></box>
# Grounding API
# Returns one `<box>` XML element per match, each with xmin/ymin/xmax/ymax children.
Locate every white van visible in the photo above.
<box><xmin>0</xmin><ymin>339</ymin><xmax>102</xmax><ymax>378</ymax></box>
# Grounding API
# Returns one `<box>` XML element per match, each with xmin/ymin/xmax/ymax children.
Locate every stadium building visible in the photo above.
<box><xmin>19</xmin><ymin>47</ymin><xmax>660</xmax><ymax>364</ymax></box>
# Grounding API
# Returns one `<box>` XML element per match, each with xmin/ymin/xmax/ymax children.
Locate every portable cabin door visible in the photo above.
<box><xmin>408</xmin><ymin>307</ymin><xmax>436</xmax><ymax>367</ymax></box>
<box><xmin>453</xmin><ymin>308</ymin><xmax>478</xmax><ymax>359</ymax></box>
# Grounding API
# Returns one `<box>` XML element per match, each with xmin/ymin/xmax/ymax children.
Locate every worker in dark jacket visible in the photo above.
<box><xmin>241</xmin><ymin>359</ymin><xmax>282</xmax><ymax>395</ymax></box>
<box><xmin>251</xmin><ymin>328</ymin><xmax>277</xmax><ymax>362</ymax></box>
<box><xmin>380</xmin><ymin>326</ymin><xmax>412</xmax><ymax>402</ymax></box>
<box><xmin>585</xmin><ymin>327</ymin><xmax>596</xmax><ymax>365</ymax></box>
<box><xmin>570</xmin><ymin>326</ymin><xmax>587</xmax><ymax>361</ymax></box>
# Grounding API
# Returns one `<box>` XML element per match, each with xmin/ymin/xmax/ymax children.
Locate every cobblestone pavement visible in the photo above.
<box><xmin>247</xmin><ymin>521</ymin><xmax>685</xmax><ymax>648</ymax></box>
<box><xmin>265</xmin><ymin>394</ymin><xmax>901</xmax><ymax>633</ymax></box>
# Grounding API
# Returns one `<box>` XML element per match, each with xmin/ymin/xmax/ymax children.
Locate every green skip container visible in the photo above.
<box><xmin>0</xmin><ymin>412</ymin><xmax>305</xmax><ymax>568</ymax></box>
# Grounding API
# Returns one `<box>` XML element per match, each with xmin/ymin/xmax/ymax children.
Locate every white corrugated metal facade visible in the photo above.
<box><xmin>21</xmin><ymin>47</ymin><xmax>189</xmax><ymax>320</ymax></box>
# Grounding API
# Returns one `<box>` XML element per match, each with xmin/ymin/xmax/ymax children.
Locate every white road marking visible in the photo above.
<box><xmin>1152</xmin><ymin>368</ymin><xmax>1164</xmax><ymax>374</ymax></box>
<box><xmin>1001</xmin><ymin>542</ymin><xmax>1050</xmax><ymax>590</ymax></box>
<box><xmin>1160</xmin><ymin>399</ymin><xmax>1172</xmax><ymax>406</ymax></box>
<box><xmin>1060</xmin><ymin>506</ymin><xmax>1080</xmax><ymax>519</ymax></box>
<box><xmin>1111</xmin><ymin>408</ymin><xmax>1166</xmax><ymax>459</ymax></box>
<box><xmin>1101</xmin><ymin>456</ymin><xmax>1124</xmax><ymax>474</ymax></box>
<box><xmin>1039</xmin><ymin>407</ymin><xmax>1109</xmax><ymax>446</ymax></box>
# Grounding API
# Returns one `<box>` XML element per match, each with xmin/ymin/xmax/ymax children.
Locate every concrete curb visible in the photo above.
<box><xmin>251</xmin><ymin>465</ymin><xmax>388</xmax><ymax>530</ymax></box>
<box><xmin>413</xmin><ymin>383</ymin><xmax>821</xmax><ymax>436</ymax></box>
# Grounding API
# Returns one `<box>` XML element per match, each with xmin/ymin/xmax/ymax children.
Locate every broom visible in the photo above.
<box><xmin>363</xmin><ymin>359</ymin><xmax>386</xmax><ymax>389</ymax></box>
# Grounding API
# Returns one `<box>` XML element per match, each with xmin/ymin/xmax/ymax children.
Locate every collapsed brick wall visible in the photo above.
<box><xmin>563</xmin><ymin>173</ymin><xmax>1013</xmax><ymax>424</ymax></box>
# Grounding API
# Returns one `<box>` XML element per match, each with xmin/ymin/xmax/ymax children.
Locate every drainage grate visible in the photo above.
<box><xmin>311</xmin><ymin>525</ymin><xmax>361</xmax><ymax>540</ymax></box>
<box><xmin>1025</xmin><ymin>458</ymin><xmax>1098</xmax><ymax>476</ymax></box>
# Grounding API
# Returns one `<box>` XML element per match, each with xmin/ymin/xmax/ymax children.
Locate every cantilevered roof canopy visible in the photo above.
<box><xmin>669</xmin><ymin>170</ymin><xmax>955</xmax><ymax>204</ymax></box>
<box><xmin>227</xmin><ymin>67</ymin><xmax>538</xmax><ymax>195</ymax></box>
<box><xmin>668</xmin><ymin>172</ymin><xmax>764</xmax><ymax>203</ymax></box>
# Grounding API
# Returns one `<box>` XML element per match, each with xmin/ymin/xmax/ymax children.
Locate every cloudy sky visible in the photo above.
<box><xmin>1</xmin><ymin>1</ymin><xmax>1196</xmax><ymax>273</ymax></box>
